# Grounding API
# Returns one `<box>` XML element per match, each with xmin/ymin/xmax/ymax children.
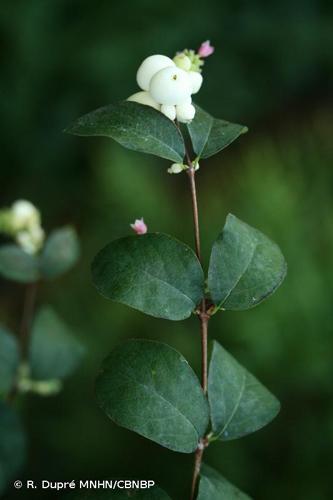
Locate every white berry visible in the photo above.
<box><xmin>161</xmin><ymin>104</ymin><xmax>176</xmax><ymax>121</ymax></box>
<box><xmin>11</xmin><ymin>200</ymin><xmax>40</xmax><ymax>230</ymax></box>
<box><xmin>188</xmin><ymin>71</ymin><xmax>203</xmax><ymax>94</ymax></box>
<box><xmin>136</xmin><ymin>55</ymin><xmax>175</xmax><ymax>91</ymax></box>
<box><xmin>176</xmin><ymin>103</ymin><xmax>196</xmax><ymax>123</ymax></box>
<box><xmin>149</xmin><ymin>67</ymin><xmax>192</xmax><ymax>105</ymax></box>
<box><xmin>127</xmin><ymin>91</ymin><xmax>160</xmax><ymax>110</ymax></box>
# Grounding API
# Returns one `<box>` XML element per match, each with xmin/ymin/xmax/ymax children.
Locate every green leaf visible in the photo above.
<box><xmin>66</xmin><ymin>101</ymin><xmax>185</xmax><ymax>163</ymax></box>
<box><xmin>92</xmin><ymin>233</ymin><xmax>204</xmax><ymax>321</ymax></box>
<box><xmin>197</xmin><ymin>464</ymin><xmax>252</xmax><ymax>499</ymax></box>
<box><xmin>0</xmin><ymin>327</ymin><xmax>19</xmax><ymax>398</ymax></box>
<box><xmin>66</xmin><ymin>486</ymin><xmax>171</xmax><ymax>500</ymax></box>
<box><xmin>0</xmin><ymin>244</ymin><xmax>40</xmax><ymax>283</ymax></box>
<box><xmin>95</xmin><ymin>339</ymin><xmax>209</xmax><ymax>453</ymax></box>
<box><xmin>0</xmin><ymin>403</ymin><xmax>26</xmax><ymax>496</ymax></box>
<box><xmin>208</xmin><ymin>214</ymin><xmax>287</xmax><ymax>310</ymax></box>
<box><xmin>40</xmin><ymin>226</ymin><xmax>80</xmax><ymax>279</ymax></box>
<box><xmin>187</xmin><ymin>106</ymin><xmax>247</xmax><ymax>159</ymax></box>
<box><xmin>208</xmin><ymin>341</ymin><xmax>280</xmax><ymax>441</ymax></box>
<box><xmin>65</xmin><ymin>486</ymin><xmax>171</xmax><ymax>499</ymax></box>
<box><xmin>29</xmin><ymin>307</ymin><xmax>84</xmax><ymax>380</ymax></box>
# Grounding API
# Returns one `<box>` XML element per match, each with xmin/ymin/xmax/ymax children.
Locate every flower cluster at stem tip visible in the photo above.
<box><xmin>0</xmin><ymin>199</ymin><xmax>44</xmax><ymax>254</ymax></box>
<box><xmin>127</xmin><ymin>40</ymin><xmax>214</xmax><ymax>124</ymax></box>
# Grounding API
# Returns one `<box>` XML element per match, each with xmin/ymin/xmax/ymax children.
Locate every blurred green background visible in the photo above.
<box><xmin>1</xmin><ymin>0</ymin><xmax>333</xmax><ymax>499</ymax></box>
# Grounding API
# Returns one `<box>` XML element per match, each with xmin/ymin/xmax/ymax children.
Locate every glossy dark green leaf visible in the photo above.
<box><xmin>96</xmin><ymin>339</ymin><xmax>209</xmax><ymax>453</ymax></box>
<box><xmin>0</xmin><ymin>244</ymin><xmax>40</xmax><ymax>283</ymax></box>
<box><xmin>208</xmin><ymin>214</ymin><xmax>287</xmax><ymax>310</ymax></box>
<box><xmin>208</xmin><ymin>341</ymin><xmax>280</xmax><ymax>441</ymax></box>
<box><xmin>40</xmin><ymin>226</ymin><xmax>80</xmax><ymax>279</ymax></box>
<box><xmin>29</xmin><ymin>307</ymin><xmax>84</xmax><ymax>380</ymax></box>
<box><xmin>0</xmin><ymin>403</ymin><xmax>26</xmax><ymax>495</ymax></box>
<box><xmin>66</xmin><ymin>486</ymin><xmax>171</xmax><ymax>500</ymax></box>
<box><xmin>187</xmin><ymin>106</ymin><xmax>247</xmax><ymax>159</ymax></box>
<box><xmin>197</xmin><ymin>464</ymin><xmax>251</xmax><ymax>499</ymax></box>
<box><xmin>0</xmin><ymin>327</ymin><xmax>19</xmax><ymax>398</ymax></box>
<box><xmin>92</xmin><ymin>233</ymin><xmax>204</xmax><ymax>321</ymax></box>
<box><xmin>66</xmin><ymin>101</ymin><xmax>185</xmax><ymax>163</ymax></box>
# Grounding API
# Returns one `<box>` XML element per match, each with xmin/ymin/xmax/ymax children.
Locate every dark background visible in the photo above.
<box><xmin>1</xmin><ymin>0</ymin><xmax>333</xmax><ymax>499</ymax></box>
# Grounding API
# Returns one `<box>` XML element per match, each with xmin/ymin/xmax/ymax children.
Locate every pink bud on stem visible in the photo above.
<box><xmin>198</xmin><ymin>40</ymin><xmax>215</xmax><ymax>58</ymax></box>
<box><xmin>130</xmin><ymin>218</ymin><xmax>148</xmax><ymax>235</ymax></box>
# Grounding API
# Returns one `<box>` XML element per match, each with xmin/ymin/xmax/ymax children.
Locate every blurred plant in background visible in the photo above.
<box><xmin>0</xmin><ymin>200</ymin><xmax>83</xmax><ymax>495</ymax></box>
<box><xmin>0</xmin><ymin>200</ymin><xmax>44</xmax><ymax>254</ymax></box>
<box><xmin>0</xmin><ymin>0</ymin><xmax>332</xmax><ymax>499</ymax></box>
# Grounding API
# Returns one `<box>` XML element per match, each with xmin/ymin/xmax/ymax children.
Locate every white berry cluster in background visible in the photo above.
<box><xmin>0</xmin><ymin>199</ymin><xmax>45</xmax><ymax>254</ymax></box>
<box><xmin>127</xmin><ymin>41</ymin><xmax>214</xmax><ymax>123</ymax></box>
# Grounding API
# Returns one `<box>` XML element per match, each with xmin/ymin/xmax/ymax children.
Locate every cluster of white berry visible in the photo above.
<box><xmin>0</xmin><ymin>200</ymin><xmax>44</xmax><ymax>254</ymax></box>
<box><xmin>127</xmin><ymin>41</ymin><xmax>214</xmax><ymax>124</ymax></box>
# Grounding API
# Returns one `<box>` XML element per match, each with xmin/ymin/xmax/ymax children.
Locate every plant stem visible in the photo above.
<box><xmin>186</xmin><ymin>166</ymin><xmax>209</xmax><ymax>391</ymax></box>
<box><xmin>190</xmin><ymin>446</ymin><xmax>204</xmax><ymax>500</ymax></box>
<box><xmin>19</xmin><ymin>282</ymin><xmax>38</xmax><ymax>360</ymax></box>
<box><xmin>186</xmin><ymin>162</ymin><xmax>209</xmax><ymax>500</ymax></box>
<box><xmin>177</xmin><ymin>119</ymin><xmax>210</xmax><ymax>498</ymax></box>
<box><xmin>7</xmin><ymin>281</ymin><xmax>38</xmax><ymax>402</ymax></box>
<box><xmin>199</xmin><ymin>309</ymin><xmax>209</xmax><ymax>394</ymax></box>
<box><xmin>187</xmin><ymin>167</ymin><xmax>202</xmax><ymax>261</ymax></box>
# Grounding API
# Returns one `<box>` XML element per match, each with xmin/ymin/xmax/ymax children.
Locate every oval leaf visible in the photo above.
<box><xmin>29</xmin><ymin>307</ymin><xmax>84</xmax><ymax>380</ymax></box>
<box><xmin>187</xmin><ymin>106</ymin><xmax>247</xmax><ymax>159</ymax></box>
<box><xmin>66</xmin><ymin>101</ymin><xmax>185</xmax><ymax>163</ymax></box>
<box><xmin>197</xmin><ymin>464</ymin><xmax>252</xmax><ymax>500</ymax></box>
<box><xmin>92</xmin><ymin>233</ymin><xmax>204</xmax><ymax>321</ymax></box>
<box><xmin>95</xmin><ymin>339</ymin><xmax>209</xmax><ymax>453</ymax></box>
<box><xmin>208</xmin><ymin>214</ymin><xmax>287</xmax><ymax>310</ymax></box>
<box><xmin>0</xmin><ymin>327</ymin><xmax>19</xmax><ymax>398</ymax></box>
<box><xmin>208</xmin><ymin>341</ymin><xmax>280</xmax><ymax>441</ymax></box>
<box><xmin>0</xmin><ymin>403</ymin><xmax>26</xmax><ymax>496</ymax></box>
<box><xmin>40</xmin><ymin>226</ymin><xmax>80</xmax><ymax>279</ymax></box>
<box><xmin>0</xmin><ymin>245</ymin><xmax>40</xmax><ymax>283</ymax></box>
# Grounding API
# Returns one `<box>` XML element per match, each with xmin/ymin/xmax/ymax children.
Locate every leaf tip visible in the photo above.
<box><xmin>226</xmin><ymin>212</ymin><xmax>237</xmax><ymax>223</ymax></box>
<box><xmin>63</xmin><ymin>122</ymin><xmax>78</xmax><ymax>136</ymax></box>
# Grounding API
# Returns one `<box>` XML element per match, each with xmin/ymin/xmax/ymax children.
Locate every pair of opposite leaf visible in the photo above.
<box><xmin>91</xmin><ymin>214</ymin><xmax>286</xmax><ymax>321</ymax></box>
<box><xmin>0</xmin><ymin>226</ymin><xmax>80</xmax><ymax>284</ymax></box>
<box><xmin>95</xmin><ymin>339</ymin><xmax>280</xmax><ymax>454</ymax></box>
<box><xmin>93</xmin><ymin>338</ymin><xmax>278</xmax><ymax>500</ymax></box>
<box><xmin>65</xmin><ymin>100</ymin><xmax>248</xmax><ymax>168</ymax></box>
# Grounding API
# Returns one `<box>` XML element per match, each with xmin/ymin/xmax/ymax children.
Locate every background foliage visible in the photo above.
<box><xmin>0</xmin><ymin>0</ymin><xmax>332</xmax><ymax>498</ymax></box>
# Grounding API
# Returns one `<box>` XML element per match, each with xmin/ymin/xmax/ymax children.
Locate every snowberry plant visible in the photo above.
<box><xmin>0</xmin><ymin>200</ymin><xmax>83</xmax><ymax>496</ymax></box>
<box><xmin>67</xmin><ymin>41</ymin><xmax>287</xmax><ymax>499</ymax></box>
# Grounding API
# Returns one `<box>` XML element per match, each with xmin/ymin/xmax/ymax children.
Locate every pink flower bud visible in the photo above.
<box><xmin>130</xmin><ymin>218</ymin><xmax>148</xmax><ymax>235</ymax></box>
<box><xmin>198</xmin><ymin>40</ymin><xmax>215</xmax><ymax>58</ymax></box>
